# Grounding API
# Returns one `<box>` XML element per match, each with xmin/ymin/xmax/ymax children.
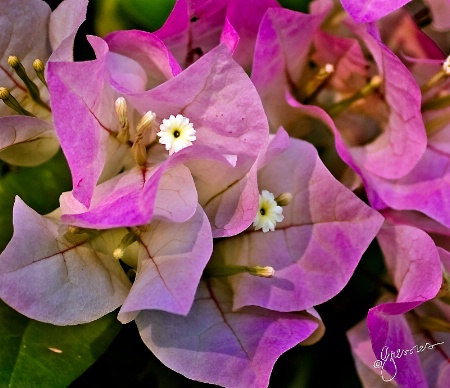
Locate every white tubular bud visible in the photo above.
<box><xmin>275</xmin><ymin>192</ymin><xmax>293</xmax><ymax>207</ymax></box>
<box><xmin>136</xmin><ymin>110</ymin><xmax>156</xmax><ymax>137</ymax></box>
<box><xmin>115</xmin><ymin>97</ymin><xmax>128</xmax><ymax>129</ymax></box>
<box><xmin>246</xmin><ymin>266</ymin><xmax>275</xmax><ymax>278</ymax></box>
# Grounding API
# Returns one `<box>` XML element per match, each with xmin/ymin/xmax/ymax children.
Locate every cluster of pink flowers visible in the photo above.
<box><xmin>1</xmin><ymin>0</ymin><xmax>450</xmax><ymax>386</ymax></box>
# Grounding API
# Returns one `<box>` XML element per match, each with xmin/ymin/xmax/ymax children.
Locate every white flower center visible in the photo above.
<box><xmin>157</xmin><ymin>114</ymin><xmax>196</xmax><ymax>155</ymax></box>
<box><xmin>253</xmin><ymin>190</ymin><xmax>284</xmax><ymax>233</ymax></box>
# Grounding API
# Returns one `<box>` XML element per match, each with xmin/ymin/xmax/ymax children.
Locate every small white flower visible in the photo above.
<box><xmin>253</xmin><ymin>190</ymin><xmax>284</xmax><ymax>233</ymax></box>
<box><xmin>443</xmin><ymin>56</ymin><xmax>450</xmax><ymax>76</ymax></box>
<box><xmin>157</xmin><ymin>114</ymin><xmax>196</xmax><ymax>155</ymax></box>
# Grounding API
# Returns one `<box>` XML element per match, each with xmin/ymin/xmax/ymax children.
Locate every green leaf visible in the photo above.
<box><xmin>92</xmin><ymin>0</ymin><xmax>135</xmax><ymax>37</ymax></box>
<box><xmin>118</xmin><ymin>0</ymin><xmax>176</xmax><ymax>31</ymax></box>
<box><xmin>0</xmin><ymin>300</ymin><xmax>121</xmax><ymax>388</ymax></box>
<box><xmin>278</xmin><ymin>0</ymin><xmax>312</xmax><ymax>13</ymax></box>
<box><xmin>0</xmin><ymin>150</ymin><xmax>72</xmax><ymax>251</ymax></box>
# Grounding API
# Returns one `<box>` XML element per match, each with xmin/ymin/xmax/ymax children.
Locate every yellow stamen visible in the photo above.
<box><xmin>8</xmin><ymin>55</ymin><xmax>50</xmax><ymax>111</ymax></box>
<box><xmin>33</xmin><ymin>59</ymin><xmax>47</xmax><ymax>87</ymax></box>
<box><xmin>0</xmin><ymin>87</ymin><xmax>34</xmax><ymax>116</ymax></box>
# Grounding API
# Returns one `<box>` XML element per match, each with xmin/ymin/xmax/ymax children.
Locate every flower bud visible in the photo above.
<box><xmin>7</xmin><ymin>55</ymin><xmax>21</xmax><ymax>68</ymax></box>
<box><xmin>136</xmin><ymin>110</ymin><xmax>156</xmax><ymax>137</ymax></box>
<box><xmin>115</xmin><ymin>97</ymin><xmax>128</xmax><ymax>128</ymax></box>
<box><xmin>275</xmin><ymin>192</ymin><xmax>293</xmax><ymax>207</ymax></box>
<box><xmin>246</xmin><ymin>265</ymin><xmax>275</xmax><ymax>278</ymax></box>
<box><xmin>32</xmin><ymin>59</ymin><xmax>45</xmax><ymax>73</ymax></box>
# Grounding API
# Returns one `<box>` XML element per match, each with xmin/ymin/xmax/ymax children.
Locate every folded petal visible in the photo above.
<box><xmin>60</xmin><ymin>162</ymin><xmax>198</xmax><ymax>229</ymax></box>
<box><xmin>0</xmin><ymin>197</ymin><xmax>131</xmax><ymax>325</ymax></box>
<box><xmin>365</xmin><ymin>223</ymin><xmax>442</xmax><ymax>385</ymax></box>
<box><xmin>0</xmin><ymin>116</ymin><xmax>58</xmax><ymax>166</ymax></box>
<box><xmin>214</xmin><ymin>137</ymin><xmax>383</xmax><ymax>311</ymax></box>
<box><xmin>48</xmin><ymin>0</ymin><xmax>88</xmax><ymax>62</ymax></box>
<box><xmin>118</xmin><ymin>205</ymin><xmax>212</xmax><ymax>322</ymax></box>
<box><xmin>136</xmin><ymin>279</ymin><xmax>320</xmax><ymax>388</ymax></box>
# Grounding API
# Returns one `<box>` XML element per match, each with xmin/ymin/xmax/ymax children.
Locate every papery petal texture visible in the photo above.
<box><xmin>47</xmin><ymin>36</ymin><xmax>117</xmax><ymax>207</ymax></box>
<box><xmin>60</xmin><ymin>161</ymin><xmax>198</xmax><ymax>229</ymax></box>
<box><xmin>364</xmin><ymin>222</ymin><xmax>442</xmax><ymax>386</ymax></box>
<box><xmin>0</xmin><ymin>116</ymin><xmax>58</xmax><ymax>166</ymax></box>
<box><xmin>213</xmin><ymin>135</ymin><xmax>383</xmax><ymax>312</ymax></box>
<box><xmin>48</xmin><ymin>0</ymin><xmax>88</xmax><ymax>62</ymax></box>
<box><xmin>340</xmin><ymin>0</ymin><xmax>410</xmax><ymax>23</ymax></box>
<box><xmin>251</xmin><ymin>8</ymin><xmax>327</xmax><ymax>133</ymax></box>
<box><xmin>127</xmin><ymin>44</ymin><xmax>269</xmax><ymax>235</ymax></box>
<box><xmin>155</xmin><ymin>0</ymin><xmax>280</xmax><ymax>70</ymax></box>
<box><xmin>348</xmin><ymin>308</ymin><xmax>450</xmax><ymax>387</ymax></box>
<box><xmin>0</xmin><ymin>198</ymin><xmax>131</xmax><ymax>325</ymax></box>
<box><xmin>375</xmin><ymin>223</ymin><xmax>442</xmax><ymax>310</ymax></box>
<box><xmin>0</xmin><ymin>0</ymin><xmax>86</xmax><ymax>167</ymax></box>
<box><xmin>365</xmin><ymin>146</ymin><xmax>450</xmax><ymax>227</ymax></box>
<box><xmin>104</xmin><ymin>30</ymin><xmax>182</xmax><ymax>90</ymax></box>
<box><xmin>155</xmin><ymin>0</ymin><xmax>228</xmax><ymax>68</ymax></box>
<box><xmin>136</xmin><ymin>279</ymin><xmax>320</xmax><ymax>388</ymax></box>
<box><xmin>128</xmin><ymin>45</ymin><xmax>267</xmax><ymax>162</ymax></box>
<box><xmin>348</xmin><ymin>23</ymin><xmax>427</xmax><ymax>180</ymax></box>
<box><xmin>224</xmin><ymin>0</ymin><xmax>281</xmax><ymax>69</ymax></box>
<box><xmin>0</xmin><ymin>0</ymin><xmax>50</xmax><ymax>109</ymax></box>
<box><xmin>252</xmin><ymin>7</ymin><xmax>426</xmax><ymax>188</ymax></box>
<box><xmin>48</xmin><ymin>32</ymin><xmax>179</xmax><ymax>207</ymax></box>
<box><xmin>0</xmin><ymin>0</ymin><xmax>87</xmax><ymax>114</ymax></box>
<box><xmin>348</xmin><ymin>317</ymin><xmax>417</xmax><ymax>387</ymax></box>
<box><xmin>118</xmin><ymin>205</ymin><xmax>212</xmax><ymax>322</ymax></box>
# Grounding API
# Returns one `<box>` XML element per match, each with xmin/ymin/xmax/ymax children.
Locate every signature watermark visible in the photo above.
<box><xmin>373</xmin><ymin>341</ymin><xmax>444</xmax><ymax>382</ymax></box>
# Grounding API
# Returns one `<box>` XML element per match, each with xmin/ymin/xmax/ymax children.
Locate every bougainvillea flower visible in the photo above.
<box><xmin>251</xmin><ymin>5</ymin><xmax>427</xmax><ymax>184</ymax></box>
<box><xmin>210</xmin><ymin>130</ymin><xmax>383</xmax><ymax>312</ymax></box>
<box><xmin>155</xmin><ymin>0</ymin><xmax>281</xmax><ymax>69</ymax></box>
<box><xmin>0</xmin><ymin>196</ymin><xmax>213</xmax><ymax>325</ymax></box>
<box><xmin>135</xmin><ymin>280</ymin><xmax>323</xmax><ymax>388</ymax></box>
<box><xmin>81</xmin><ymin>130</ymin><xmax>378</xmax><ymax>387</ymax></box>
<box><xmin>0</xmin><ymin>0</ymin><xmax>87</xmax><ymax>166</ymax></box>
<box><xmin>51</xmin><ymin>41</ymin><xmax>268</xmax><ymax>236</ymax></box>
<box><xmin>347</xmin><ymin>221</ymin><xmax>443</xmax><ymax>387</ymax></box>
<box><xmin>47</xmin><ymin>32</ymin><xmax>180</xmax><ymax>208</ymax></box>
<box><xmin>339</xmin><ymin>58</ymin><xmax>450</xmax><ymax>227</ymax></box>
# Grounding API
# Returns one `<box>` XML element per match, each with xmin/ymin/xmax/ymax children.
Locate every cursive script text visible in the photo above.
<box><xmin>373</xmin><ymin>341</ymin><xmax>444</xmax><ymax>382</ymax></box>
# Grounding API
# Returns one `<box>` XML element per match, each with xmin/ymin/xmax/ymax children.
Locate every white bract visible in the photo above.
<box><xmin>157</xmin><ymin>114</ymin><xmax>196</xmax><ymax>155</ymax></box>
<box><xmin>253</xmin><ymin>190</ymin><xmax>284</xmax><ymax>233</ymax></box>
